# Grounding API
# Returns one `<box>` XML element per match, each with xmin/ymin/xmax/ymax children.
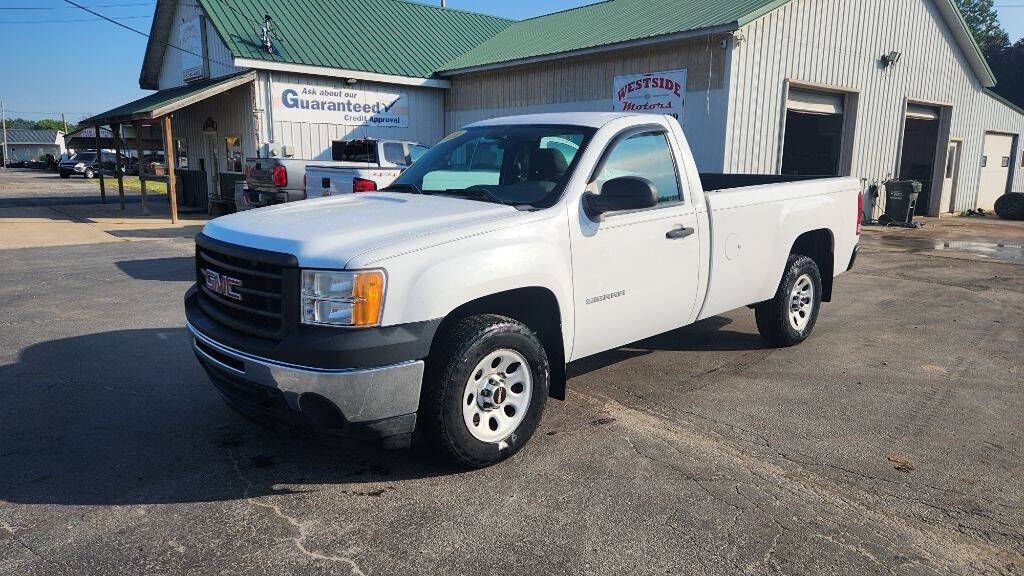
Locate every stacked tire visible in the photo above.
<box><xmin>994</xmin><ymin>193</ymin><xmax>1024</xmax><ymax>221</ymax></box>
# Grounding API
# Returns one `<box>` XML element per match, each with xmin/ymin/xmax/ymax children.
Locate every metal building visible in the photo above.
<box><xmin>0</xmin><ymin>130</ymin><xmax>66</xmax><ymax>164</ymax></box>
<box><xmin>83</xmin><ymin>0</ymin><xmax>1023</xmax><ymax>217</ymax></box>
<box><xmin>440</xmin><ymin>0</ymin><xmax>1024</xmax><ymax>217</ymax></box>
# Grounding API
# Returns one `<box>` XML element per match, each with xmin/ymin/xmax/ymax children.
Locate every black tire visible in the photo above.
<box><xmin>420</xmin><ymin>314</ymin><xmax>549</xmax><ymax>468</ymax></box>
<box><xmin>994</xmin><ymin>193</ymin><xmax>1024</xmax><ymax>221</ymax></box>
<box><xmin>755</xmin><ymin>255</ymin><xmax>823</xmax><ymax>347</ymax></box>
<box><xmin>84</xmin><ymin>168</ymin><xmax>94</xmax><ymax>179</ymax></box>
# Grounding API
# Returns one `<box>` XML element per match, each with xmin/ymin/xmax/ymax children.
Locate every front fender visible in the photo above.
<box><xmin>368</xmin><ymin>215</ymin><xmax>575</xmax><ymax>359</ymax></box>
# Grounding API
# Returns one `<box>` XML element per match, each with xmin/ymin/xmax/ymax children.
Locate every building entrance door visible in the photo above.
<box><xmin>204</xmin><ymin>133</ymin><xmax>220</xmax><ymax>201</ymax></box>
<box><xmin>940</xmin><ymin>140</ymin><xmax>962</xmax><ymax>213</ymax></box>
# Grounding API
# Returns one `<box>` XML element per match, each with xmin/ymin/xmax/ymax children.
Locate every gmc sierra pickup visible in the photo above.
<box><xmin>185</xmin><ymin>113</ymin><xmax>861</xmax><ymax>468</ymax></box>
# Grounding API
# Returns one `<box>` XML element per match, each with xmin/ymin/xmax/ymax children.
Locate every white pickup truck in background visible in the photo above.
<box><xmin>305</xmin><ymin>139</ymin><xmax>428</xmax><ymax>198</ymax></box>
<box><xmin>186</xmin><ymin>113</ymin><xmax>860</xmax><ymax>469</ymax></box>
<box><xmin>239</xmin><ymin>139</ymin><xmax>428</xmax><ymax>211</ymax></box>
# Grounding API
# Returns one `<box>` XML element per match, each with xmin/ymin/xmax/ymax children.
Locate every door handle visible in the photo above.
<box><xmin>666</xmin><ymin>227</ymin><xmax>695</xmax><ymax>240</ymax></box>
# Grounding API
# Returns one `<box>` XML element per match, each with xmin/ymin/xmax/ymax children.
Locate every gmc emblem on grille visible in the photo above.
<box><xmin>202</xmin><ymin>269</ymin><xmax>243</xmax><ymax>301</ymax></box>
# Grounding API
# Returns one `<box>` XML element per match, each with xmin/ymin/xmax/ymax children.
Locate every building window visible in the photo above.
<box><xmin>1001</xmin><ymin>156</ymin><xmax>1010</xmax><ymax>168</ymax></box>
<box><xmin>224</xmin><ymin>135</ymin><xmax>243</xmax><ymax>172</ymax></box>
<box><xmin>176</xmin><ymin>138</ymin><xmax>188</xmax><ymax>169</ymax></box>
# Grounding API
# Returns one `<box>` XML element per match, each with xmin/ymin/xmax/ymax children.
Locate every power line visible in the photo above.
<box><xmin>0</xmin><ymin>16</ymin><xmax>151</xmax><ymax>23</ymax></box>
<box><xmin>62</xmin><ymin>0</ymin><xmax>235</xmax><ymax>69</ymax></box>
<box><xmin>0</xmin><ymin>2</ymin><xmax>155</xmax><ymax>9</ymax></box>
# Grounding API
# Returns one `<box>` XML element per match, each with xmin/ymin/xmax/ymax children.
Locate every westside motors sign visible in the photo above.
<box><xmin>612</xmin><ymin>69</ymin><xmax>687</xmax><ymax>119</ymax></box>
<box><xmin>273</xmin><ymin>82</ymin><xmax>409</xmax><ymax>127</ymax></box>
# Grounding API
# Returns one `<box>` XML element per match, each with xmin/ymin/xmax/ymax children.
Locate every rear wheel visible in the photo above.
<box><xmin>421</xmin><ymin>315</ymin><xmax>549</xmax><ymax>468</ymax></box>
<box><xmin>994</xmin><ymin>193</ymin><xmax>1024</xmax><ymax>221</ymax></box>
<box><xmin>755</xmin><ymin>255</ymin><xmax>822</xmax><ymax>347</ymax></box>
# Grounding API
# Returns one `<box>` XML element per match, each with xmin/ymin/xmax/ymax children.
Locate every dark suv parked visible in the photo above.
<box><xmin>59</xmin><ymin>152</ymin><xmax>119</xmax><ymax>179</ymax></box>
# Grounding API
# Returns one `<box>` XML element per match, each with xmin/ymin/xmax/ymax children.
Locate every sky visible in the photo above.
<box><xmin>0</xmin><ymin>0</ymin><xmax>1021</xmax><ymax>124</ymax></box>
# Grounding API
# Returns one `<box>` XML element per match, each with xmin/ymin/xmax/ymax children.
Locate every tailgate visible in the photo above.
<box><xmin>245</xmin><ymin>159</ymin><xmax>280</xmax><ymax>193</ymax></box>
<box><xmin>307</xmin><ymin>167</ymin><xmax>400</xmax><ymax>197</ymax></box>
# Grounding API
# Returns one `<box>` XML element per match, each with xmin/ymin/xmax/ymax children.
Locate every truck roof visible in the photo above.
<box><xmin>465</xmin><ymin>112</ymin><xmax>640</xmax><ymax>129</ymax></box>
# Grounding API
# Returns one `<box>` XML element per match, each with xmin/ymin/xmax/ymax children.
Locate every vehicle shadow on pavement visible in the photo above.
<box><xmin>115</xmin><ymin>257</ymin><xmax>195</xmax><ymax>281</ymax></box>
<box><xmin>569</xmin><ymin>315</ymin><xmax>768</xmax><ymax>378</ymax></box>
<box><xmin>106</xmin><ymin>226</ymin><xmax>205</xmax><ymax>240</ymax></box>
<box><xmin>0</xmin><ymin>328</ymin><xmax>458</xmax><ymax>507</ymax></box>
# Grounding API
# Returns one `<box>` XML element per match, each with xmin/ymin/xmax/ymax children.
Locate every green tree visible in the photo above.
<box><xmin>955</xmin><ymin>0</ymin><xmax>1010</xmax><ymax>54</ymax></box>
<box><xmin>32</xmin><ymin>118</ymin><xmax>76</xmax><ymax>132</ymax></box>
<box><xmin>988</xmin><ymin>39</ymin><xmax>1024</xmax><ymax>109</ymax></box>
<box><xmin>2</xmin><ymin>118</ymin><xmax>36</xmax><ymax>130</ymax></box>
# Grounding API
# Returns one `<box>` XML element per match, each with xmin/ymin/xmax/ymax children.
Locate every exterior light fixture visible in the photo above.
<box><xmin>880</xmin><ymin>51</ymin><xmax>902</xmax><ymax>68</ymax></box>
<box><xmin>345</xmin><ymin>78</ymin><xmax>358</xmax><ymax>85</ymax></box>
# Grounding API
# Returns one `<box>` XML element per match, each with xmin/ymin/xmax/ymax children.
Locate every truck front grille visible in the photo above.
<box><xmin>195</xmin><ymin>240</ymin><xmax>297</xmax><ymax>340</ymax></box>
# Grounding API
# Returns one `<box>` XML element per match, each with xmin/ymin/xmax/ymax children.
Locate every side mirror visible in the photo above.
<box><xmin>584</xmin><ymin>176</ymin><xmax>658</xmax><ymax>218</ymax></box>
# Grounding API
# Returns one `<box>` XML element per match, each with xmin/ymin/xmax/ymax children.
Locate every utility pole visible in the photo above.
<box><xmin>61</xmin><ymin>113</ymin><xmax>68</xmax><ymax>134</ymax></box>
<box><xmin>1</xmin><ymin>100</ymin><xmax>8</xmax><ymax>169</ymax></box>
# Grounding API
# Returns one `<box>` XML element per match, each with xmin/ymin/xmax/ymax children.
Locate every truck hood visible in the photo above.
<box><xmin>201</xmin><ymin>192</ymin><xmax>521</xmax><ymax>268</ymax></box>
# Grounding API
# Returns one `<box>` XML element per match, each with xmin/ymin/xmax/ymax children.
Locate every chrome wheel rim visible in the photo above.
<box><xmin>789</xmin><ymin>274</ymin><xmax>814</xmax><ymax>331</ymax></box>
<box><xmin>462</xmin><ymin>349</ymin><xmax>533</xmax><ymax>446</ymax></box>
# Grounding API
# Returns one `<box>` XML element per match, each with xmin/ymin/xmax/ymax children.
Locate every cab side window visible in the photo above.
<box><xmin>596</xmin><ymin>131</ymin><xmax>682</xmax><ymax>205</ymax></box>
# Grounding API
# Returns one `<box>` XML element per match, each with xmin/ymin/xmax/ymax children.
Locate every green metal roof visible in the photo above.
<box><xmin>199</xmin><ymin>0</ymin><xmax>513</xmax><ymax>79</ymax></box>
<box><xmin>81</xmin><ymin>71</ymin><xmax>256</xmax><ymax>127</ymax></box>
<box><xmin>439</xmin><ymin>0</ymin><xmax>787</xmax><ymax>72</ymax></box>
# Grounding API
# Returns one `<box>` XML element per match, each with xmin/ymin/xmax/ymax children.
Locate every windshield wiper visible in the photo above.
<box><xmin>381</xmin><ymin>183</ymin><xmax>422</xmax><ymax>194</ymax></box>
<box><xmin>439</xmin><ymin>187</ymin><xmax>511</xmax><ymax>206</ymax></box>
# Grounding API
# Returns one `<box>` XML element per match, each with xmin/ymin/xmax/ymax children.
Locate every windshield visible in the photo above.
<box><xmin>71</xmin><ymin>153</ymin><xmax>95</xmax><ymax>163</ymax></box>
<box><xmin>389</xmin><ymin>125</ymin><xmax>595</xmax><ymax>209</ymax></box>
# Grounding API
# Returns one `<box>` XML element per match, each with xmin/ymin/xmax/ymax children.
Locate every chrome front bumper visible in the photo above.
<box><xmin>187</xmin><ymin>321</ymin><xmax>424</xmax><ymax>424</ymax></box>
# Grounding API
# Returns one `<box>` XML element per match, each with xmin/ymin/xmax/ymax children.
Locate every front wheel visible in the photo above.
<box><xmin>84</xmin><ymin>168</ymin><xmax>94</xmax><ymax>179</ymax></box>
<box><xmin>420</xmin><ymin>315</ymin><xmax>549</xmax><ymax>468</ymax></box>
<box><xmin>755</xmin><ymin>255</ymin><xmax>822</xmax><ymax>347</ymax></box>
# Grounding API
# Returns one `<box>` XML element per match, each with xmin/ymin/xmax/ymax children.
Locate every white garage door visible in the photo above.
<box><xmin>977</xmin><ymin>133</ymin><xmax>1015</xmax><ymax>211</ymax></box>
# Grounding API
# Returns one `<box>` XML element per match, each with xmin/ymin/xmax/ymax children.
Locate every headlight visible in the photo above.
<box><xmin>301</xmin><ymin>269</ymin><xmax>385</xmax><ymax>327</ymax></box>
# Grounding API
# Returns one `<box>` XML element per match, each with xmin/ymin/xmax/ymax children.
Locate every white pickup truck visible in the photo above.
<box><xmin>304</xmin><ymin>139</ymin><xmax>428</xmax><ymax>198</ymax></box>
<box><xmin>185</xmin><ymin>113</ymin><xmax>860</xmax><ymax>468</ymax></box>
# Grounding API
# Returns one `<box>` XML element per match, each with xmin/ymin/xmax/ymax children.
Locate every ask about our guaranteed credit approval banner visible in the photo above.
<box><xmin>612</xmin><ymin>69</ymin><xmax>687</xmax><ymax>120</ymax></box>
<box><xmin>273</xmin><ymin>81</ymin><xmax>409</xmax><ymax>127</ymax></box>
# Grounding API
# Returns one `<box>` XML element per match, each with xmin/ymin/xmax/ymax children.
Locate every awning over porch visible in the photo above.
<box><xmin>75</xmin><ymin>70</ymin><xmax>256</xmax><ymax>223</ymax></box>
<box><xmin>78</xmin><ymin>70</ymin><xmax>255</xmax><ymax>127</ymax></box>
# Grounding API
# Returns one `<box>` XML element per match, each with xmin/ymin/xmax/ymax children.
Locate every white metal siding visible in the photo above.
<box><xmin>725</xmin><ymin>0</ymin><xmax>1024</xmax><ymax>212</ymax></box>
<box><xmin>157</xmin><ymin>0</ymin><xmax>238</xmax><ymax>90</ymax></box>
<box><xmin>252</xmin><ymin>71</ymin><xmax>446</xmax><ymax>161</ymax></box>
<box><xmin>445</xmin><ymin>38</ymin><xmax>731</xmax><ymax>172</ymax></box>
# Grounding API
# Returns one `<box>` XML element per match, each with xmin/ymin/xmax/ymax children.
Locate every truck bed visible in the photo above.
<box><xmin>698</xmin><ymin>173</ymin><xmax>832</xmax><ymax>192</ymax></box>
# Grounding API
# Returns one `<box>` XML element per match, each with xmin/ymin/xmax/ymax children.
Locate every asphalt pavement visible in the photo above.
<box><xmin>1</xmin><ymin>172</ymin><xmax>1023</xmax><ymax>575</ymax></box>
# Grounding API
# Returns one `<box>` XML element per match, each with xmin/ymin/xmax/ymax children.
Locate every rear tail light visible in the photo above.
<box><xmin>856</xmin><ymin>191</ymin><xmax>864</xmax><ymax>235</ymax></box>
<box><xmin>353</xmin><ymin>177</ymin><xmax>377</xmax><ymax>193</ymax></box>
<box><xmin>272</xmin><ymin>164</ymin><xmax>288</xmax><ymax>188</ymax></box>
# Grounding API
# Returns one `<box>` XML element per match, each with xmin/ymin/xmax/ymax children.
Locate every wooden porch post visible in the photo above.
<box><xmin>94</xmin><ymin>125</ymin><xmax>106</xmax><ymax>203</ymax></box>
<box><xmin>162</xmin><ymin>115</ymin><xmax>179</xmax><ymax>224</ymax></box>
<box><xmin>112</xmin><ymin>123</ymin><xmax>125</xmax><ymax>210</ymax></box>
<box><xmin>133</xmin><ymin>121</ymin><xmax>148</xmax><ymax>216</ymax></box>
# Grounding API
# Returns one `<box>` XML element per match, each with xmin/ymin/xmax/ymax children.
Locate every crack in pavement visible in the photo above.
<box><xmin>2</xmin><ymin>521</ymin><xmax>44</xmax><ymax>562</ymax></box>
<box><xmin>226</xmin><ymin>451</ymin><xmax>366</xmax><ymax>575</ymax></box>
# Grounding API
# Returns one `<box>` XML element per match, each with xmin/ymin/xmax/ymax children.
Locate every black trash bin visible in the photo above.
<box><xmin>880</xmin><ymin>180</ymin><xmax>922</xmax><ymax>225</ymax></box>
